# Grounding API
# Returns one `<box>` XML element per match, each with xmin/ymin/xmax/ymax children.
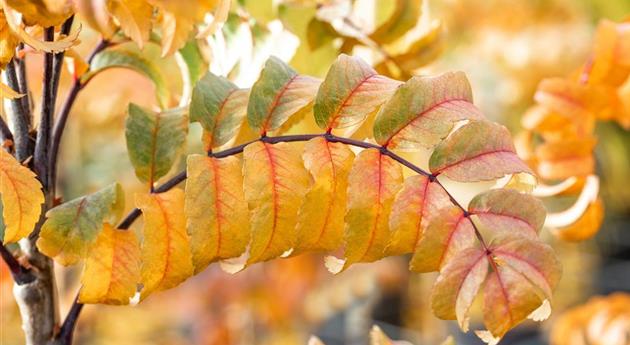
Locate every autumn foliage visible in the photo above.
<box><xmin>0</xmin><ymin>1</ymin><xmax>628</xmax><ymax>345</ymax></box>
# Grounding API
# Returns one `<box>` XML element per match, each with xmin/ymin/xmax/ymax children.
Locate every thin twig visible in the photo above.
<box><xmin>4</xmin><ymin>60</ymin><xmax>31</xmax><ymax>161</ymax></box>
<box><xmin>51</xmin><ymin>16</ymin><xmax>75</xmax><ymax>103</ymax></box>
<box><xmin>49</xmin><ymin>39</ymin><xmax>110</xmax><ymax>197</ymax></box>
<box><xmin>34</xmin><ymin>27</ymin><xmax>56</xmax><ymax>190</ymax></box>
<box><xmin>16</xmin><ymin>43</ymin><xmax>31</xmax><ymax>126</ymax></box>
<box><xmin>39</xmin><ymin>15</ymin><xmax>74</xmax><ymax>194</ymax></box>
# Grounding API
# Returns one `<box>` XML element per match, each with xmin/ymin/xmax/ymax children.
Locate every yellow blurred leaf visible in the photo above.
<box><xmin>0</xmin><ymin>9</ymin><xmax>18</xmax><ymax>69</ymax></box>
<box><xmin>149</xmin><ymin>0</ymin><xmax>218</xmax><ymax>56</ymax></box>
<box><xmin>1</xmin><ymin>3</ymin><xmax>81</xmax><ymax>53</ymax></box>
<box><xmin>108</xmin><ymin>0</ymin><xmax>153</xmax><ymax>48</ymax></box>
<box><xmin>3</xmin><ymin>0</ymin><xmax>73</xmax><ymax>27</ymax></box>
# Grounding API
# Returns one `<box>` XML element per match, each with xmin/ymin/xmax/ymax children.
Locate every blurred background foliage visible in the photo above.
<box><xmin>2</xmin><ymin>0</ymin><xmax>630</xmax><ymax>344</ymax></box>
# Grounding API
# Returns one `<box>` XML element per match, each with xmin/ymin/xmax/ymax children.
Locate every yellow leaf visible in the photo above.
<box><xmin>149</xmin><ymin>0</ymin><xmax>218</xmax><ymax>56</ymax></box>
<box><xmin>136</xmin><ymin>189</ymin><xmax>193</xmax><ymax>299</ymax></box>
<box><xmin>73</xmin><ymin>0</ymin><xmax>116</xmax><ymax>38</ymax></box>
<box><xmin>195</xmin><ymin>0</ymin><xmax>230</xmax><ymax>38</ymax></box>
<box><xmin>293</xmin><ymin>137</ymin><xmax>354</xmax><ymax>254</ymax></box>
<box><xmin>108</xmin><ymin>0</ymin><xmax>153</xmax><ymax>48</ymax></box>
<box><xmin>0</xmin><ymin>149</ymin><xmax>44</xmax><ymax>243</ymax></box>
<box><xmin>0</xmin><ymin>81</ymin><xmax>23</xmax><ymax>99</ymax></box>
<box><xmin>0</xmin><ymin>9</ymin><xmax>19</xmax><ymax>69</ymax></box>
<box><xmin>2</xmin><ymin>0</ymin><xmax>73</xmax><ymax>27</ymax></box>
<box><xmin>185</xmin><ymin>154</ymin><xmax>249</xmax><ymax>274</ymax></box>
<box><xmin>329</xmin><ymin>148</ymin><xmax>402</xmax><ymax>273</ymax></box>
<box><xmin>1</xmin><ymin>3</ymin><xmax>81</xmax><ymax>53</ymax></box>
<box><xmin>79</xmin><ymin>223</ymin><xmax>141</xmax><ymax>305</ymax></box>
<box><xmin>243</xmin><ymin>141</ymin><xmax>310</xmax><ymax>266</ymax></box>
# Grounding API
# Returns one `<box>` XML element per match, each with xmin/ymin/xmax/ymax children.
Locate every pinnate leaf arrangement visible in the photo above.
<box><xmin>1</xmin><ymin>54</ymin><xmax>561</xmax><ymax>343</ymax></box>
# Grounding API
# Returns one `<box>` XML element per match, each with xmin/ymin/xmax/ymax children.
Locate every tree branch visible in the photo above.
<box><xmin>16</xmin><ymin>43</ymin><xmax>32</xmax><ymax>125</ymax></box>
<box><xmin>49</xmin><ymin>38</ymin><xmax>110</xmax><ymax>197</ymax></box>
<box><xmin>4</xmin><ymin>59</ymin><xmax>31</xmax><ymax>161</ymax></box>
<box><xmin>34</xmin><ymin>27</ymin><xmax>56</xmax><ymax>191</ymax></box>
<box><xmin>51</xmin><ymin>16</ymin><xmax>75</xmax><ymax>103</ymax></box>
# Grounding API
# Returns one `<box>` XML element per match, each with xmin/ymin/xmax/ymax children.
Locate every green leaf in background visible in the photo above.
<box><xmin>190</xmin><ymin>72</ymin><xmax>249</xmax><ymax>149</ymax></box>
<box><xmin>314</xmin><ymin>54</ymin><xmax>401</xmax><ymax>131</ymax></box>
<box><xmin>247</xmin><ymin>56</ymin><xmax>321</xmax><ymax>134</ymax></box>
<box><xmin>279</xmin><ymin>3</ymin><xmax>338</xmax><ymax>77</ymax></box>
<box><xmin>429</xmin><ymin>120</ymin><xmax>533</xmax><ymax>182</ymax></box>
<box><xmin>36</xmin><ymin>183</ymin><xmax>125</xmax><ymax>266</ymax></box>
<box><xmin>84</xmin><ymin>48</ymin><xmax>170</xmax><ymax>109</ymax></box>
<box><xmin>126</xmin><ymin>103</ymin><xmax>188</xmax><ymax>184</ymax></box>
<box><xmin>177</xmin><ymin>39</ymin><xmax>209</xmax><ymax>94</ymax></box>
<box><xmin>373</xmin><ymin>71</ymin><xmax>482</xmax><ymax>150</ymax></box>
